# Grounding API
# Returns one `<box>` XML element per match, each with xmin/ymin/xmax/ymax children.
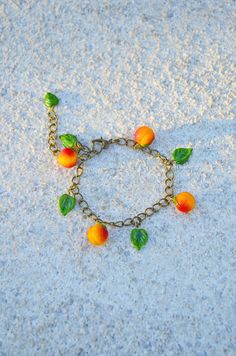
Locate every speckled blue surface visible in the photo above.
<box><xmin>0</xmin><ymin>1</ymin><xmax>236</xmax><ymax>355</ymax></box>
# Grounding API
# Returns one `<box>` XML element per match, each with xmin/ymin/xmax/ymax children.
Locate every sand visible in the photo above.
<box><xmin>0</xmin><ymin>0</ymin><xmax>235</xmax><ymax>355</ymax></box>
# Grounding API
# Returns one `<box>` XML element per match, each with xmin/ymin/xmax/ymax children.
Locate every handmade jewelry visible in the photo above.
<box><xmin>45</xmin><ymin>92</ymin><xmax>195</xmax><ymax>250</ymax></box>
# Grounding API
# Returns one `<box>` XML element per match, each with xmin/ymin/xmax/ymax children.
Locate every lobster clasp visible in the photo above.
<box><xmin>91</xmin><ymin>137</ymin><xmax>110</xmax><ymax>152</ymax></box>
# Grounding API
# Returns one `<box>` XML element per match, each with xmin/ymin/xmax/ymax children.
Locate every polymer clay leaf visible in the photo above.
<box><xmin>172</xmin><ymin>148</ymin><xmax>193</xmax><ymax>164</ymax></box>
<box><xmin>58</xmin><ymin>194</ymin><xmax>76</xmax><ymax>216</ymax></box>
<box><xmin>59</xmin><ymin>134</ymin><xmax>78</xmax><ymax>148</ymax></box>
<box><xmin>130</xmin><ymin>228</ymin><xmax>149</xmax><ymax>250</ymax></box>
<box><xmin>44</xmin><ymin>92</ymin><xmax>59</xmax><ymax>107</ymax></box>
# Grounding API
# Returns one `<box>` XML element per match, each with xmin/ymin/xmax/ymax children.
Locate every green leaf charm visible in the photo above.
<box><xmin>172</xmin><ymin>148</ymin><xmax>193</xmax><ymax>164</ymax></box>
<box><xmin>59</xmin><ymin>134</ymin><xmax>78</xmax><ymax>148</ymax></box>
<box><xmin>58</xmin><ymin>194</ymin><xmax>76</xmax><ymax>216</ymax></box>
<box><xmin>44</xmin><ymin>92</ymin><xmax>59</xmax><ymax>107</ymax></box>
<box><xmin>130</xmin><ymin>228</ymin><xmax>149</xmax><ymax>250</ymax></box>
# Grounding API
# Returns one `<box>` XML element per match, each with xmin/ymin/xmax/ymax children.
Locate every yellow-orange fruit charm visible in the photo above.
<box><xmin>87</xmin><ymin>223</ymin><xmax>109</xmax><ymax>246</ymax></box>
<box><xmin>134</xmin><ymin>126</ymin><xmax>155</xmax><ymax>147</ymax></box>
<box><xmin>57</xmin><ymin>148</ymin><xmax>77</xmax><ymax>168</ymax></box>
<box><xmin>174</xmin><ymin>192</ymin><xmax>195</xmax><ymax>213</ymax></box>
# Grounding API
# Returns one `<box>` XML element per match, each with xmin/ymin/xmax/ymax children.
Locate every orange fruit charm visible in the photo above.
<box><xmin>87</xmin><ymin>223</ymin><xmax>109</xmax><ymax>246</ymax></box>
<box><xmin>57</xmin><ymin>148</ymin><xmax>77</xmax><ymax>168</ymax></box>
<box><xmin>134</xmin><ymin>126</ymin><xmax>155</xmax><ymax>147</ymax></box>
<box><xmin>174</xmin><ymin>192</ymin><xmax>195</xmax><ymax>213</ymax></box>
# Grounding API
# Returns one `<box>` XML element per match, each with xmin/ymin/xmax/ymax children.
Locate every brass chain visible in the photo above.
<box><xmin>47</xmin><ymin>107</ymin><xmax>175</xmax><ymax>228</ymax></box>
<box><xmin>47</xmin><ymin>108</ymin><xmax>60</xmax><ymax>155</ymax></box>
<box><xmin>68</xmin><ymin>138</ymin><xmax>175</xmax><ymax>228</ymax></box>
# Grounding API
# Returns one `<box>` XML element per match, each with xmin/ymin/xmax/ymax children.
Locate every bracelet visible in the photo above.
<box><xmin>45</xmin><ymin>92</ymin><xmax>195</xmax><ymax>250</ymax></box>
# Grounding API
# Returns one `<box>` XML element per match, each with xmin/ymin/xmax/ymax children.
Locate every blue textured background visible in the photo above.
<box><xmin>0</xmin><ymin>1</ymin><xmax>235</xmax><ymax>355</ymax></box>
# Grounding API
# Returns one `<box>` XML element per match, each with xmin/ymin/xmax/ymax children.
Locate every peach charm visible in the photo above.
<box><xmin>57</xmin><ymin>148</ymin><xmax>77</xmax><ymax>168</ymax></box>
<box><xmin>87</xmin><ymin>223</ymin><xmax>109</xmax><ymax>246</ymax></box>
<box><xmin>134</xmin><ymin>126</ymin><xmax>155</xmax><ymax>147</ymax></box>
<box><xmin>174</xmin><ymin>192</ymin><xmax>195</xmax><ymax>213</ymax></box>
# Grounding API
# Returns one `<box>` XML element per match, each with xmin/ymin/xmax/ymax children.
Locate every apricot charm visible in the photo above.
<box><xmin>174</xmin><ymin>192</ymin><xmax>195</xmax><ymax>213</ymax></box>
<box><xmin>134</xmin><ymin>126</ymin><xmax>155</xmax><ymax>147</ymax></box>
<box><xmin>57</xmin><ymin>148</ymin><xmax>77</xmax><ymax>168</ymax></box>
<box><xmin>87</xmin><ymin>223</ymin><xmax>109</xmax><ymax>246</ymax></box>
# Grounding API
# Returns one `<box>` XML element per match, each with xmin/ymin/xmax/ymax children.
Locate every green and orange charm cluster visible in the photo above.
<box><xmin>45</xmin><ymin>92</ymin><xmax>196</xmax><ymax>251</ymax></box>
